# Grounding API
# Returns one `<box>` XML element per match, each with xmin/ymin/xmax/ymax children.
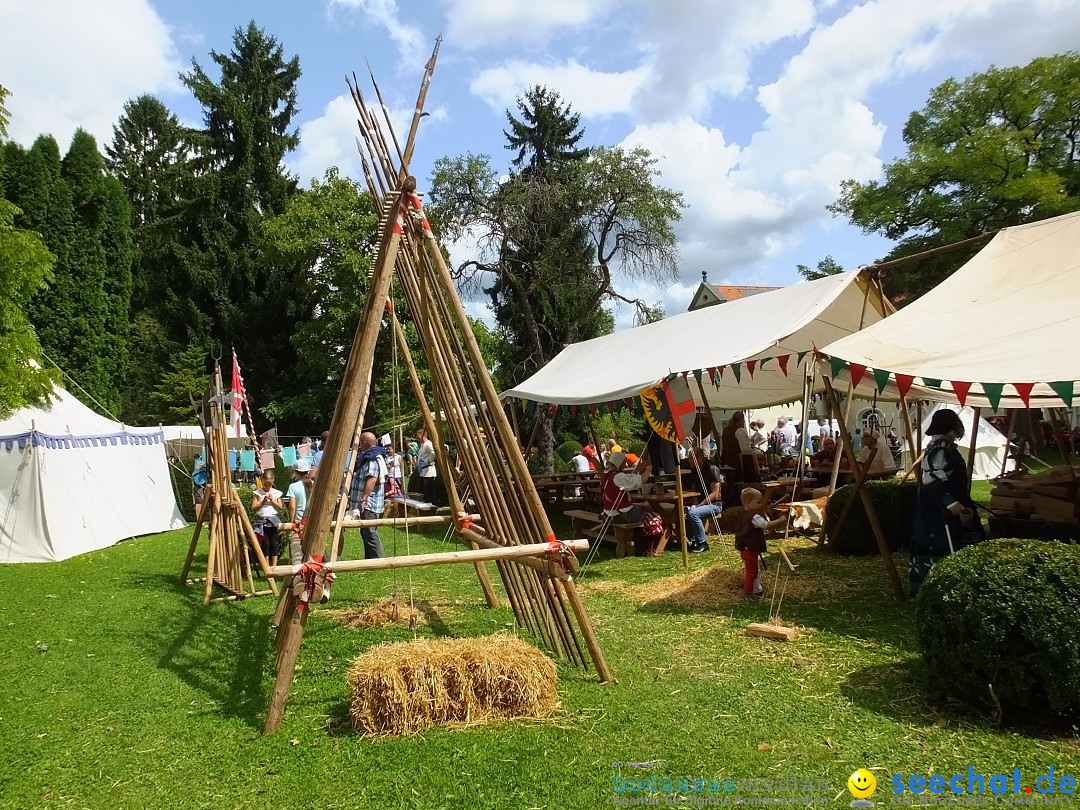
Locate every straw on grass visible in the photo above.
<box><xmin>323</xmin><ymin>596</ymin><xmax>432</xmax><ymax>629</ymax></box>
<box><xmin>346</xmin><ymin>634</ymin><xmax>559</xmax><ymax>736</ymax></box>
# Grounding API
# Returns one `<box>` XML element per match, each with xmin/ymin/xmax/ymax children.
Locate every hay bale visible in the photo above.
<box><xmin>346</xmin><ymin>634</ymin><xmax>558</xmax><ymax>736</ymax></box>
<box><xmin>324</xmin><ymin>596</ymin><xmax>428</xmax><ymax>629</ymax></box>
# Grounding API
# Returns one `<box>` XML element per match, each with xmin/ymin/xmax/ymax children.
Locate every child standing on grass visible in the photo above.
<box><xmin>282</xmin><ymin>459</ymin><xmax>312</xmax><ymax>568</ymax></box>
<box><xmin>252</xmin><ymin>469</ymin><xmax>283</xmax><ymax>565</ymax></box>
<box><xmin>734</xmin><ymin>487</ymin><xmax>788</xmax><ymax>597</ymax></box>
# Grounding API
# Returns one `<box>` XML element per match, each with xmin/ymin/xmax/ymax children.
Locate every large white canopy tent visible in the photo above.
<box><xmin>502</xmin><ymin>270</ymin><xmax>892</xmax><ymax>409</ymax></box>
<box><xmin>819</xmin><ymin>211</ymin><xmax>1080</xmax><ymax>410</ymax></box>
<box><xmin>0</xmin><ymin>386</ymin><xmax>186</xmax><ymax>563</ymax></box>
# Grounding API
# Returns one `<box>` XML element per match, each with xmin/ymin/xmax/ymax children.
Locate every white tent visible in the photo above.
<box><xmin>819</xmin><ymin>211</ymin><xmax>1080</xmax><ymax>409</ymax></box>
<box><xmin>502</xmin><ymin>270</ymin><xmax>892</xmax><ymax>408</ymax></box>
<box><xmin>916</xmin><ymin>404</ymin><xmax>1014</xmax><ymax>480</ymax></box>
<box><xmin>0</xmin><ymin>387</ymin><xmax>186</xmax><ymax>563</ymax></box>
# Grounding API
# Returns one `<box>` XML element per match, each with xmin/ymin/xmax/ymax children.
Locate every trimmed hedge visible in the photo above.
<box><xmin>824</xmin><ymin>479</ymin><xmax>916</xmax><ymax>555</ymax></box>
<box><xmin>916</xmin><ymin>539</ymin><xmax>1080</xmax><ymax>720</ymax></box>
<box><xmin>555</xmin><ymin>440</ymin><xmax>583</xmax><ymax>464</ymax></box>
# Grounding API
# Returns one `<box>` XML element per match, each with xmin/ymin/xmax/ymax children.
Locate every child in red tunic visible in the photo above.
<box><xmin>734</xmin><ymin>488</ymin><xmax>787</xmax><ymax>596</ymax></box>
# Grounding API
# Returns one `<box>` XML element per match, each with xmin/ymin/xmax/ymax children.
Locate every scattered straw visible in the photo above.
<box><xmin>346</xmin><ymin>634</ymin><xmax>559</xmax><ymax>736</ymax></box>
<box><xmin>596</xmin><ymin>563</ymin><xmax>849</xmax><ymax>610</ymax></box>
<box><xmin>323</xmin><ymin>596</ymin><xmax>434</xmax><ymax>630</ymax></box>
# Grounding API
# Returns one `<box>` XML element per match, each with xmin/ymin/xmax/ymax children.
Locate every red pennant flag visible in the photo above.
<box><xmin>895</xmin><ymin>373</ymin><xmax>915</xmax><ymax>399</ymax></box>
<box><xmin>588</xmin><ymin>403</ymin><xmax>597</xmax><ymax>417</ymax></box>
<box><xmin>623</xmin><ymin>398</ymin><xmax>634</xmax><ymax>410</ymax></box>
<box><xmin>777</xmin><ymin>355</ymin><xmax>790</xmax><ymax>377</ymax></box>
<box><xmin>746</xmin><ymin>359</ymin><xmax>757</xmax><ymax>378</ymax></box>
<box><xmin>1012</xmin><ymin>382</ymin><xmax>1035</xmax><ymax>408</ymax></box>
<box><xmin>848</xmin><ymin>362</ymin><xmax>867</xmax><ymax>389</ymax></box>
<box><xmin>606</xmin><ymin>401</ymin><xmax>615</xmax><ymax>413</ymax></box>
<box><xmin>717</xmin><ymin>366</ymin><xmax>725</xmax><ymax>379</ymax></box>
<box><xmin>570</xmin><ymin>404</ymin><xmax>579</xmax><ymax>417</ymax></box>
<box><xmin>951</xmin><ymin>381</ymin><xmax>972</xmax><ymax>407</ymax></box>
<box><xmin>549</xmin><ymin>404</ymin><xmax>558</xmax><ymax>417</ymax></box>
<box><xmin>706</xmin><ymin>366</ymin><xmax>717</xmax><ymax>379</ymax></box>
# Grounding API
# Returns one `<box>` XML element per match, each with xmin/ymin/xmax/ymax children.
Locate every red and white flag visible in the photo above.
<box><xmin>231</xmin><ymin>349</ymin><xmax>255</xmax><ymax>439</ymax></box>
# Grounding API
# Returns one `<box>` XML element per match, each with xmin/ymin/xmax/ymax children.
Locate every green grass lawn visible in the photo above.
<box><xmin>1</xmin><ymin>517</ymin><xmax>1077</xmax><ymax>809</ymax></box>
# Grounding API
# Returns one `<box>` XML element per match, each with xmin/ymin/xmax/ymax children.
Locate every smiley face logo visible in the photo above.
<box><xmin>848</xmin><ymin>769</ymin><xmax>877</xmax><ymax>806</ymax></box>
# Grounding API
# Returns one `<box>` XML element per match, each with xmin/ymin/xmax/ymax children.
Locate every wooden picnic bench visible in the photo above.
<box><xmin>564</xmin><ymin>509</ymin><xmax>639</xmax><ymax>558</ymax></box>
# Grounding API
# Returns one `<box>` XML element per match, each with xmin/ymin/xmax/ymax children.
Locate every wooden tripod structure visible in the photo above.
<box><xmin>262</xmin><ymin>40</ymin><xmax>612</xmax><ymax>734</ymax></box>
<box><xmin>180</xmin><ymin>362</ymin><xmax>278</xmax><ymax>604</ymax></box>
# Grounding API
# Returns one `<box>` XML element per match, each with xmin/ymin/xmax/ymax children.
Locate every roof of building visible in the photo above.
<box><xmin>713</xmin><ymin>285</ymin><xmax>781</xmax><ymax>302</ymax></box>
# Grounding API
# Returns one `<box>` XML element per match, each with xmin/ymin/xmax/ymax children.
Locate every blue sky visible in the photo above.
<box><xmin>3</xmin><ymin>0</ymin><xmax>1080</xmax><ymax>327</ymax></box>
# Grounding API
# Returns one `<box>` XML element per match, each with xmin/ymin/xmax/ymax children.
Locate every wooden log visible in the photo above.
<box><xmin>562</xmin><ymin>576</ymin><xmax>615</xmax><ymax>683</ymax></box>
<box><xmin>676</xmin><ymin>458</ymin><xmax>689</xmax><ymax>568</ymax></box>
<box><xmin>745</xmin><ymin>622</ymin><xmax>796</xmax><ymax>642</ymax></box>
<box><xmin>457</xmin><ymin>526</ymin><xmax>572</xmax><ymax>581</ymax></box>
<box><xmin>280</xmin><ymin>513</ymin><xmax>480</xmax><ymax>531</ymax></box>
<box><xmin>266</xmin><ymin>538</ymin><xmax>588</xmax><ymax>577</ymax></box>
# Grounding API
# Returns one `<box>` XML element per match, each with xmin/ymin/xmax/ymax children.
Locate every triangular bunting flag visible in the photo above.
<box><xmin>951</xmin><ymin>381</ymin><xmax>972</xmax><ymax>407</ymax></box>
<box><xmin>848</xmin><ymin>363</ymin><xmax>868</xmax><ymax>389</ymax></box>
<box><xmin>922</xmin><ymin>377</ymin><xmax>942</xmax><ymax>388</ymax></box>
<box><xmin>693</xmin><ymin>369</ymin><xmax>703</xmax><ymax>387</ymax></box>
<box><xmin>982</xmin><ymin>383</ymin><xmax>1004</xmax><ymax>411</ymax></box>
<box><xmin>606</xmin><ymin>400</ymin><xmax>615</xmax><ymax>414</ymax></box>
<box><xmin>520</xmin><ymin>398</ymin><xmax>528</xmax><ymax>412</ymax></box>
<box><xmin>829</xmin><ymin>356</ymin><xmax>846</xmax><ymax>379</ymax></box>
<box><xmin>1012</xmin><ymin>382</ymin><xmax>1035</xmax><ymax>408</ymax></box>
<box><xmin>623</xmin><ymin>398</ymin><xmax>635</xmax><ymax>410</ymax></box>
<box><xmin>666</xmin><ymin>373</ymin><xmax>678</xmax><ymax>383</ymax></box>
<box><xmin>588</xmin><ymin>403</ymin><xmax>597</xmax><ymax>417</ymax></box>
<box><xmin>796</xmin><ymin>351</ymin><xmax>809</xmax><ymax>367</ymax></box>
<box><xmin>526</xmin><ymin>400</ymin><xmax>537</xmax><ymax>417</ymax></box>
<box><xmin>873</xmin><ymin>368</ymin><xmax>891</xmax><ymax>393</ymax></box>
<box><xmin>746</xmin><ymin>359</ymin><xmax>757</xmax><ymax>378</ymax></box>
<box><xmin>549</xmin><ymin>404</ymin><xmax>558</xmax><ymax>417</ymax></box>
<box><xmin>895</xmin><ymin>374</ymin><xmax>915</xmax><ymax>399</ymax></box>
<box><xmin>777</xmin><ymin>355</ymin><xmax>790</xmax><ymax>376</ymax></box>
<box><xmin>1050</xmin><ymin>381</ymin><xmax>1075</xmax><ymax>406</ymax></box>
<box><xmin>731</xmin><ymin>363</ymin><xmax>742</xmax><ymax>383</ymax></box>
<box><xmin>759</xmin><ymin>357</ymin><xmax>771</xmax><ymax>370</ymax></box>
<box><xmin>570</xmin><ymin>404</ymin><xmax>579</xmax><ymax>417</ymax></box>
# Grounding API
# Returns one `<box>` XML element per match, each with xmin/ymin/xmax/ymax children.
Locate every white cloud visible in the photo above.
<box><xmin>631</xmin><ymin>0</ymin><xmax>816</xmax><ymax>120</ymax></box>
<box><xmin>439</xmin><ymin>0</ymin><xmax>619</xmax><ymax>50</ymax></box>
<box><xmin>328</xmin><ymin>0</ymin><xmax>427</xmax><ymax>64</ymax></box>
<box><xmin>471</xmin><ymin>60</ymin><xmax>648</xmax><ymax>118</ymax></box>
<box><xmin>0</xmin><ymin>0</ymin><xmax>181</xmax><ymax>148</ymax></box>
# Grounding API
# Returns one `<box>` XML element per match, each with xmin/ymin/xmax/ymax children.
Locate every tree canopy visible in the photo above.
<box><xmin>829</xmin><ymin>52</ymin><xmax>1080</xmax><ymax>300</ymax></box>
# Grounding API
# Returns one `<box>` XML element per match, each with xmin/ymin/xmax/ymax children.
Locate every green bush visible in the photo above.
<box><xmin>916</xmin><ymin>539</ymin><xmax>1080</xmax><ymax>720</ymax></box>
<box><xmin>171</xmin><ymin>458</ymin><xmax>197</xmax><ymax>522</ymax></box>
<box><xmin>824</xmin><ymin>479</ymin><xmax>916</xmax><ymax>555</ymax></box>
<box><xmin>555</xmin><ymin>440</ymin><xmax>582</xmax><ymax>464</ymax></box>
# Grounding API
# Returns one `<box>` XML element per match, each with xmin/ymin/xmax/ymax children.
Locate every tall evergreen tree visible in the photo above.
<box><xmin>169</xmin><ymin>21</ymin><xmax>302</xmax><ymax>423</ymax></box>
<box><xmin>106</xmin><ymin>95</ymin><xmax>190</xmax><ymax>420</ymax></box>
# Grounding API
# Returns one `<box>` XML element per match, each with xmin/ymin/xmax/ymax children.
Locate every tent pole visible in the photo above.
<box><xmin>966</xmin><ymin>407</ymin><xmax>982</xmax><ymax>491</ymax></box>
<box><xmin>898</xmin><ymin>392</ymin><xmax>918</xmax><ymax>468</ymax></box>
<box><xmin>823</xmin><ymin>376</ymin><xmax>906</xmax><ymax>601</ymax></box>
<box><xmin>1000</xmin><ymin>410</ymin><xmax>1017</xmax><ymax>479</ymax></box>
<box><xmin>676</xmin><ymin>459</ymin><xmax>689</xmax><ymax>568</ymax></box>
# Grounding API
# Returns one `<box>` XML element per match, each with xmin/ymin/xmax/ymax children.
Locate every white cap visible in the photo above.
<box><xmin>294</xmin><ymin>458</ymin><xmax>311</xmax><ymax>472</ymax></box>
<box><xmin>607</xmin><ymin>451</ymin><xmax>627</xmax><ymax>469</ymax></box>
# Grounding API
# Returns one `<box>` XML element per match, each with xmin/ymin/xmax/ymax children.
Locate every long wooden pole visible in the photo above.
<box><xmin>1000</xmin><ymin>409</ymin><xmax>1017</xmax><ymax>479</ymax></box>
<box><xmin>898</xmin><ymin>392</ymin><xmax>918</xmax><ymax>468</ymax></box>
<box><xmin>965</xmin><ymin>407</ymin><xmax>982</xmax><ymax>491</ymax></box>
<box><xmin>675</xmin><ymin>459</ymin><xmax>689</xmax><ymax>568</ymax></box>
<box><xmin>823</xmin><ymin>376</ymin><xmax>906</xmax><ymax>601</ymax></box>
<box><xmin>264</xmin><ymin>188</ymin><xmax>409</xmax><ymax>735</ymax></box>
<box><xmin>281</xmin><ymin>514</ymin><xmax>480</xmax><ymax>531</ymax></box>
<box><xmin>267</xmin><ymin>539</ymin><xmax>588</xmax><ymax>577</ymax></box>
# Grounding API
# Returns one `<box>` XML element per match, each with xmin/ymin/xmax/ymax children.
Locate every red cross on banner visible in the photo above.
<box><xmin>640</xmin><ymin>376</ymin><xmax>696</xmax><ymax>444</ymax></box>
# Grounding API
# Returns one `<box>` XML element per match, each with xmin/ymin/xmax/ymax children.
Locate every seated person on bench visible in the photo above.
<box><xmin>601</xmin><ymin>451</ymin><xmax>648</xmax><ymax>523</ymax></box>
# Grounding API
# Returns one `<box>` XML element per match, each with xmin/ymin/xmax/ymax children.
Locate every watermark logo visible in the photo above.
<box><xmin>849</xmin><ymin>769</ymin><xmax>877</xmax><ymax>808</ymax></box>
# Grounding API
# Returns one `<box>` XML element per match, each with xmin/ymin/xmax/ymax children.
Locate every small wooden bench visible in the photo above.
<box><xmin>564</xmin><ymin>509</ymin><xmax>640</xmax><ymax>558</ymax></box>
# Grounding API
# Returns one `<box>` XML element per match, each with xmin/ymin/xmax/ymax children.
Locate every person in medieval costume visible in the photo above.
<box><xmin>909</xmin><ymin>408</ymin><xmax>985</xmax><ymax>596</ymax></box>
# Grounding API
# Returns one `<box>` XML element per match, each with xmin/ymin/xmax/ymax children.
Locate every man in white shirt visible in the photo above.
<box><xmin>571</xmin><ymin>448</ymin><xmax>591</xmax><ymax>497</ymax></box>
<box><xmin>416</xmin><ymin>428</ymin><xmax>438</xmax><ymax>504</ymax></box>
<box><xmin>776</xmin><ymin>417</ymin><xmax>798</xmax><ymax>456</ymax></box>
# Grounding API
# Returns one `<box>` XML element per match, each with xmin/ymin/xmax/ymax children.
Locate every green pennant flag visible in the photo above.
<box><xmin>758</xmin><ymin>357</ymin><xmax>771</xmax><ymax>370</ymax></box>
<box><xmin>982</xmin><ymin>382</ymin><xmax>1004</xmax><ymax>411</ymax></box>
<box><xmin>796</xmin><ymin>351</ymin><xmax>809</xmax><ymax>367</ymax></box>
<box><xmin>667</xmin><ymin>373</ymin><xmax>678</xmax><ymax>383</ymax></box>
<box><xmin>693</xmin><ymin>368</ymin><xmax>703</xmax><ymax>386</ymax></box>
<box><xmin>713</xmin><ymin>370</ymin><xmax>722</xmax><ymax>389</ymax></box>
<box><xmin>873</xmin><ymin>368</ymin><xmax>891</xmax><ymax>393</ymax></box>
<box><xmin>922</xmin><ymin>377</ymin><xmax>942</xmax><ymax>388</ymax></box>
<box><xmin>1051</xmin><ymin>380</ymin><xmax>1075</xmax><ymax>406</ymax></box>
<box><xmin>731</xmin><ymin>363</ymin><xmax>742</xmax><ymax>383</ymax></box>
<box><xmin>829</xmin><ymin>356</ymin><xmax>846</xmax><ymax>379</ymax></box>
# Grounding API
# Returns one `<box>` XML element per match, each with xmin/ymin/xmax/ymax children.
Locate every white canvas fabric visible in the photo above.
<box><xmin>503</xmin><ymin>271</ymin><xmax>891</xmax><ymax>409</ymax></box>
<box><xmin>915</xmin><ymin>404</ymin><xmax>1014</xmax><ymax>480</ymax></box>
<box><xmin>0</xmin><ymin>387</ymin><xmax>186</xmax><ymax>563</ymax></box>
<box><xmin>820</xmin><ymin>211</ymin><xmax>1080</xmax><ymax>408</ymax></box>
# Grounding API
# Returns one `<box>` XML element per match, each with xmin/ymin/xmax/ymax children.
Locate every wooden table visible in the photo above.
<box><xmin>808</xmin><ymin>465</ymin><xmax>898</xmax><ymax>481</ymax></box>
<box><xmin>532</xmin><ymin>472</ymin><xmax>599</xmax><ymax>508</ymax></box>
<box><xmin>630</xmin><ymin>489</ymin><xmax>702</xmax><ymax>550</ymax></box>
